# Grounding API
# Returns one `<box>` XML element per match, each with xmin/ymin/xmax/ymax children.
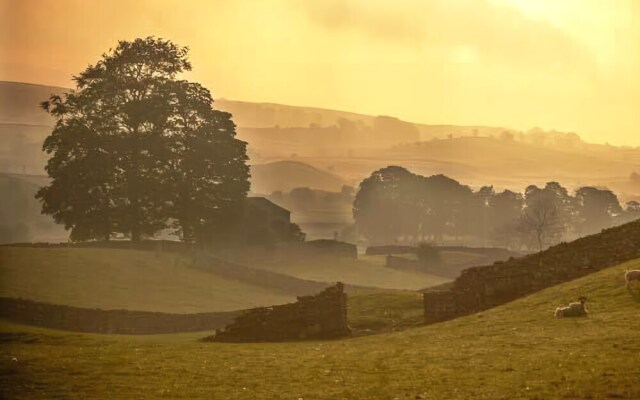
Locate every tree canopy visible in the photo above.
<box><xmin>37</xmin><ymin>37</ymin><xmax>249</xmax><ymax>244</ymax></box>
<box><xmin>353</xmin><ymin>166</ymin><xmax>634</xmax><ymax>250</ymax></box>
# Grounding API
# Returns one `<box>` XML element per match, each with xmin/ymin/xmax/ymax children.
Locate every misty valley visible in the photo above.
<box><xmin>1</xmin><ymin>3</ymin><xmax>640</xmax><ymax>399</ymax></box>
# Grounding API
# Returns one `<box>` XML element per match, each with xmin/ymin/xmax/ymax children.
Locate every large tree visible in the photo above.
<box><xmin>37</xmin><ymin>37</ymin><xmax>249</xmax><ymax>243</ymax></box>
<box><xmin>353</xmin><ymin>166</ymin><xmax>420</xmax><ymax>244</ymax></box>
<box><xmin>575</xmin><ymin>186</ymin><xmax>622</xmax><ymax>235</ymax></box>
<box><xmin>519</xmin><ymin>183</ymin><xmax>573</xmax><ymax>251</ymax></box>
<box><xmin>167</xmin><ymin>80</ymin><xmax>249</xmax><ymax>243</ymax></box>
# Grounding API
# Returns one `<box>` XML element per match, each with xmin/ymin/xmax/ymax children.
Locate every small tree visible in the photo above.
<box><xmin>288</xmin><ymin>223</ymin><xmax>306</xmax><ymax>242</ymax></box>
<box><xmin>520</xmin><ymin>194</ymin><xmax>557</xmax><ymax>253</ymax></box>
<box><xmin>520</xmin><ymin>183</ymin><xmax>572</xmax><ymax>252</ymax></box>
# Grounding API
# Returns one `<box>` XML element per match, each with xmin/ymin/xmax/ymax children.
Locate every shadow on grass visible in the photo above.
<box><xmin>627</xmin><ymin>285</ymin><xmax>640</xmax><ymax>303</ymax></box>
<box><xmin>627</xmin><ymin>288</ymin><xmax>640</xmax><ymax>303</ymax></box>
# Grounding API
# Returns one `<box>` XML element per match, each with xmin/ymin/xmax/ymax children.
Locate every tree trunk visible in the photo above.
<box><xmin>129</xmin><ymin>129</ymin><xmax>141</xmax><ymax>242</ymax></box>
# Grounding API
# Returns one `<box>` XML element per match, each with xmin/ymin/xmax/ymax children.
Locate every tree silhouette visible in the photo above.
<box><xmin>37</xmin><ymin>37</ymin><xmax>249</xmax><ymax>243</ymax></box>
<box><xmin>489</xmin><ymin>189</ymin><xmax>524</xmax><ymax>248</ymax></box>
<box><xmin>353</xmin><ymin>166</ymin><xmax>419</xmax><ymax>244</ymax></box>
<box><xmin>353</xmin><ymin>166</ymin><xmax>631</xmax><ymax>250</ymax></box>
<box><xmin>621</xmin><ymin>201</ymin><xmax>640</xmax><ymax>224</ymax></box>
<box><xmin>167</xmin><ymin>81</ymin><xmax>249</xmax><ymax>243</ymax></box>
<box><xmin>520</xmin><ymin>184</ymin><xmax>572</xmax><ymax>252</ymax></box>
<box><xmin>575</xmin><ymin>187</ymin><xmax>622</xmax><ymax>235</ymax></box>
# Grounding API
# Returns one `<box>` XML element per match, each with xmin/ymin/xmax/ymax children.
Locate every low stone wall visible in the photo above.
<box><xmin>3</xmin><ymin>240</ymin><xmax>189</xmax><ymax>253</ymax></box>
<box><xmin>366</xmin><ymin>245</ymin><xmax>416</xmax><ymax>255</ymax></box>
<box><xmin>0</xmin><ymin>297</ymin><xmax>238</xmax><ymax>334</ymax></box>
<box><xmin>206</xmin><ymin>283</ymin><xmax>350</xmax><ymax>342</ymax></box>
<box><xmin>386</xmin><ymin>255</ymin><xmax>423</xmax><ymax>271</ymax></box>
<box><xmin>196</xmin><ymin>256</ymin><xmax>330</xmax><ymax>296</ymax></box>
<box><xmin>423</xmin><ymin>219</ymin><xmax>640</xmax><ymax>324</ymax></box>
<box><xmin>423</xmin><ymin>291</ymin><xmax>458</xmax><ymax>324</ymax></box>
<box><xmin>305</xmin><ymin>239</ymin><xmax>358</xmax><ymax>259</ymax></box>
<box><xmin>282</xmin><ymin>240</ymin><xmax>358</xmax><ymax>259</ymax></box>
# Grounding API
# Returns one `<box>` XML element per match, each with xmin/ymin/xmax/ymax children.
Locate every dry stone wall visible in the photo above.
<box><xmin>424</xmin><ymin>219</ymin><xmax>640</xmax><ymax>324</ymax></box>
<box><xmin>0</xmin><ymin>297</ymin><xmax>238</xmax><ymax>334</ymax></box>
<box><xmin>206</xmin><ymin>283</ymin><xmax>350</xmax><ymax>342</ymax></box>
<box><xmin>366</xmin><ymin>245</ymin><xmax>416</xmax><ymax>255</ymax></box>
<box><xmin>386</xmin><ymin>255</ymin><xmax>423</xmax><ymax>271</ymax></box>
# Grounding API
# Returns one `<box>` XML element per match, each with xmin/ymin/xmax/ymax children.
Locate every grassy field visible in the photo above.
<box><xmin>0</xmin><ymin>247</ymin><xmax>444</xmax><ymax>314</ymax></box>
<box><xmin>1</xmin><ymin>259</ymin><xmax>638</xmax><ymax>399</ymax></box>
<box><xmin>248</xmin><ymin>256</ymin><xmax>450</xmax><ymax>290</ymax></box>
<box><xmin>0</xmin><ymin>247</ymin><xmax>296</xmax><ymax>313</ymax></box>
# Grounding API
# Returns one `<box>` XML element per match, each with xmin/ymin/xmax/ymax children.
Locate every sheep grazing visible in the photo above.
<box><xmin>554</xmin><ymin>296</ymin><xmax>588</xmax><ymax>318</ymax></box>
<box><xmin>624</xmin><ymin>270</ymin><xmax>640</xmax><ymax>289</ymax></box>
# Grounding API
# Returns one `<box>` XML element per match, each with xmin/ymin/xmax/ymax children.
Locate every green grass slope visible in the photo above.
<box><xmin>0</xmin><ymin>247</ymin><xmax>296</xmax><ymax>313</ymax></box>
<box><xmin>249</xmin><ymin>256</ymin><xmax>450</xmax><ymax>290</ymax></box>
<box><xmin>2</xmin><ymin>259</ymin><xmax>638</xmax><ymax>399</ymax></box>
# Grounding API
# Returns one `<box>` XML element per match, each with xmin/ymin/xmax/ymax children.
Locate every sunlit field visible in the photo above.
<box><xmin>0</xmin><ymin>247</ymin><xmax>296</xmax><ymax>312</ymax></box>
<box><xmin>249</xmin><ymin>255</ymin><xmax>450</xmax><ymax>290</ymax></box>
<box><xmin>2</xmin><ymin>259</ymin><xmax>638</xmax><ymax>400</ymax></box>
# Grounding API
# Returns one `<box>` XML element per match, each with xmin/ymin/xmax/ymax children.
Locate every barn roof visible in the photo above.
<box><xmin>246</xmin><ymin>197</ymin><xmax>290</xmax><ymax>215</ymax></box>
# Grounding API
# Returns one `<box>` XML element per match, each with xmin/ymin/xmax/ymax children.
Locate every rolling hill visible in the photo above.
<box><xmin>0</xmin><ymin>247</ymin><xmax>297</xmax><ymax>313</ymax></box>
<box><xmin>250</xmin><ymin>160</ymin><xmax>346</xmax><ymax>194</ymax></box>
<box><xmin>2</xmin><ymin>81</ymin><xmax>639</xmax><ymax>189</ymax></box>
<box><xmin>1</xmin><ymin>80</ymin><xmax>638</xmax><ymax>223</ymax></box>
<box><xmin>0</xmin><ymin>245</ymin><xmax>453</xmax><ymax>313</ymax></box>
<box><xmin>1</xmin><ymin>258</ymin><xmax>638</xmax><ymax>399</ymax></box>
<box><xmin>0</xmin><ymin>173</ymin><xmax>66</xmax><ymax>244</ymax></box>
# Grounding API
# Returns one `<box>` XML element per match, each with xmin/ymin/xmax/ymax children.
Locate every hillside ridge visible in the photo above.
<box><xmin>424</xmin><ymin>218</ymin><xmax>640</xmax><ymax>323</ymax></box>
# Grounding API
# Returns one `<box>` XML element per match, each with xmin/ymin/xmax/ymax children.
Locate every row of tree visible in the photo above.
<box><xmin>353</xmin><ymin>166</ymin><xmax>640</xmax><ymax>250</ymax></box>
<box><xmin>37</xmin><ymin>38</ymin><xmax>250</xmax><ymax>244</ymax></box>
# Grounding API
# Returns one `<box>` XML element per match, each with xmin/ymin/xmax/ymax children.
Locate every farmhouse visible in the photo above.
<box><xmin>240</xmin><ymin>197</ymin><xmax>292</xmax><ymax>243</ymax></box>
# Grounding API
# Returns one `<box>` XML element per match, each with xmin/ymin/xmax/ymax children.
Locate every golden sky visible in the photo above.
<box><xmin>1</xmin><ymin>0</ymin><xmax>639</xmax><ymax>146</ymax></box>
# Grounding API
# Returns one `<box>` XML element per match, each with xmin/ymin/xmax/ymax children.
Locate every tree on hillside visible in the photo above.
<box><xmin>621</xmin><ymin>200</ymin><xmax>640</xmax><ymax>224</ymax></box>
<box><xmin>167</xmin><ymin>80</ymin><xmax>249</xmax><ymax>243</ymax></box>
<box><xmin>289</xmin><ymin>187</ymin><xmax>315</xmax><ymax>210</ymax></box>
<box><xmin>37</xmin><ymin>37</ymin><xmax>249</xmax><ymax>243</ymax></box>
<box><xmin>489</xmin><ymin>189</ymin><xmax>524</xmax><ymax>249</ymax></box>
<box><xmin>37</xmin><ymin>111</ymin><xmax>120</xmax><ymax>241</ymax></box>
<box><xmin>469</xmin><ymin>185</ymin><xmax>495</xmax><ymax>245</ymax></box>
<box><xmin>353</xmin><ymin>166</ymin><xmax>419</xmax><ymax>244</ymax></box>
<box><xmin>575</xmin><ymin>187</ymin><xmax>622</xmax><ymax>236</ymax></box>
<box><xmin>421</xmin><ymin>174</ymin><xmax>474</xmax><ymax>241</ymax></box>
<box><xmin>519</xmin><ymin>183</ymin><xmax>573</xmax><ymax>252</ymax></box>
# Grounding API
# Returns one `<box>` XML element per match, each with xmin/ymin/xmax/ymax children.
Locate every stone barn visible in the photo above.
<box><xmin>241</xmin><ymin>197</ymin><xmax>292</xmax><ymax>244</ymax></box>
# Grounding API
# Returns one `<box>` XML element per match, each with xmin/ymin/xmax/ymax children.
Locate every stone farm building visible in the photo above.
<box><xmin>241</xmin><ymin>197</ymin><xmax>292</xmax><ymax>243</ymax></box>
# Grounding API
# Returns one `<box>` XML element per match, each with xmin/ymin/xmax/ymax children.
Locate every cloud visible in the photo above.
<box><xmin>297</xmin><ymin>0</ymin><xmax>591</xmax><ymax>70</ymax></box>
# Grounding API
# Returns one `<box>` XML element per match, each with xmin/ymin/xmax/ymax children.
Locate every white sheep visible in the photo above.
<box><xmin>624</xmin><ymin>270</ymin><xmax>640</xmax><ymax>289</ymax></box>
<box><xmin>554</xmin><ymin>297</ymin><xmax>588</xmax><ymax>318</ymax></box>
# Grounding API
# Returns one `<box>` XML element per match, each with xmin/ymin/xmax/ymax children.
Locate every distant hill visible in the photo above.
<box><xmin>384</xmin><ymin>136</ymin><xmax>640</xmax><ymax>183</ymax></box>
<box><xmin>250</xmin><ymin>161</ymin><xmax>346</xmax><ymax>194</ymax></box>
<box><xmin>1</xmin><ymin>81</ymin><xmax>638</xmax><ymax>201</ymax></box>
<box><xmin>0</xmin><ymin>173</ymin><xmax>67</xmax><ymax>243</ymax></box>
<box><xmin>214</xmin><ymin>98</ymin><xmax>512</xmax><ymax>141</ymax></box>
<box><xmin>296</xmin><ymin>136</ymin><xmax>640</xmax><ymax>200</ymax></box>
<box><xmin>0</xmin><ymin>81</ymin><xmax>62</xmax><ymax>126</ymax></box>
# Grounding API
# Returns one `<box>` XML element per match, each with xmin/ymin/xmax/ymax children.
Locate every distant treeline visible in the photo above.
<box><xmin>353</xmin><ymin>166</ymin><xmax>640</xmax><ymax>250</ymax></box>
